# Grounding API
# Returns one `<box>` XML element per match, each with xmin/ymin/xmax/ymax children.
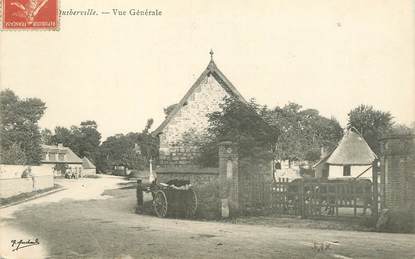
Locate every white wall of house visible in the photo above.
<box><xmin>82</xmin><ymin>168</ymin><xmax>96</xmax><ymax>176</ymax></box>
<box><xmin>328</xmin><ymin>165</ymin><xmax>372</xmax><ymax>179</ymax></box>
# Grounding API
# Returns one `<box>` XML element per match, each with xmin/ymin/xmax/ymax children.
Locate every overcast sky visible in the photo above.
<box><xmin>1</xmin><ymin>0</ymin><xmax>414</xmax><ymax>139</ymax></box>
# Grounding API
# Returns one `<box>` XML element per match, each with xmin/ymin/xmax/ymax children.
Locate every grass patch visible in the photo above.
<box><xmin>0</xmin><ymin>184</ymin><xmax>62</xmax><ymax>206</ymax></box>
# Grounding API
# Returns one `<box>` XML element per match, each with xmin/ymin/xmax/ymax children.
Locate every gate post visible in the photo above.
<box><xmin>299</xmin><ymin>179</ymin><xmax>306</xmax><ymax>218</ymax></box>
<box><xmin>218</xmin><ymin>141</ymin><xmax>239</xmax><ymax>217</ymax></box>
<box><xmin>136</xmin><ymin>179</ymin><xmax>143</xmax><ymax>214</ymax></box>
<box><xmin>379</xmin><ymin>134</ymin><xmax>415</xmax><ymax>210</ymax></box>
<box><xmin>372</xmin><ymin>160</ymin><xmax>379</xmax><ymax>218</ymax></box>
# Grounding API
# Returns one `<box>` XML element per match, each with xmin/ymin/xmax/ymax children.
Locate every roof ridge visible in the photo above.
<box><xmin>152</xmin><ymin>59</ymin><xmax>247</xmax><ymax>136</ymax></box>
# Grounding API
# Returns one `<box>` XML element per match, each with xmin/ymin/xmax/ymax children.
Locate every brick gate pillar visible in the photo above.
<box><xmin>218</xmin><ymin>141</ymin><xmax>239</xmax><ymax>217</ymax></box>
<box><xmin>380</xmin><ymin>134</ymin><xmax>415</xmax><ymax>210</ymax></box>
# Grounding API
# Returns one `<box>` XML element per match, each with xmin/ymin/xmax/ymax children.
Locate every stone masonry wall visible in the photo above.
<box><xmin>156</xmin><ymin>168</ymin><xmax>219</xmax><ymax>186</ymax></box>
<box><xmin>158</xmin><ymin>74</ymin><xmax>230</xmax><ymax>167</ymax></box>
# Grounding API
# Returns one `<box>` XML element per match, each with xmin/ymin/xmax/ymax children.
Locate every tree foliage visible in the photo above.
<box><xmin>48</xmin><ymin>120</ymin><xmax>102</xmax><ymax>163</ymax></box>
<box><xmin>40</xmin><ymin>128</ymin><xmax>53</xmax><ymax>145</ymax></box>
<box><xmin>390</xmin><ymin>123</ymin><xmax>415</xmax><ymax>135</ymax></box>
<box><xmin>0</xmin><ymin>89</ymin><xmax>46</xmax><ymax>165</ymax></box>
<box><xmin>347</xmin><ymin>104</ymin><xmax>393</xmax><ymax>154</ymax></box>
<box><xmin>266</xmin><ymin>102</ymin><xmax>343</xmax><ymax>162</ymax></box>
<box><xmin>195</xmin><ymin>98</ymin><xmax>344</xmax><ymax>167</ymax></box>
<box><xmin>196</xmin><ymin>97</ymin><xmax>279</xmax><ymax>167</ymax></box>
<box><xmin>96</xmin><ymin>119</ymin><xmax>158</xmax><ymax>172</ymax></box>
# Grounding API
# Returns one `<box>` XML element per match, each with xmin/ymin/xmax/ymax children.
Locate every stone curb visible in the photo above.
<box><xmin>0</xmin><ymin>186</ymin><xmax>66</xmax><ymax>209</ymax></box>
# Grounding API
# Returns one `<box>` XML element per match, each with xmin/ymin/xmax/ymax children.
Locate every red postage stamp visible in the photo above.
<box><xmin>2</xmin><ymin>0</ymin><xmax>58</xmax><ymax>30</ymax></box>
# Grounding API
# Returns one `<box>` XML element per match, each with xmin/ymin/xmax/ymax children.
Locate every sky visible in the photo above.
<box><xmin>1</xmin><ymin>0</ymin><xmax>414</xmax><ymax>139</ymax></box>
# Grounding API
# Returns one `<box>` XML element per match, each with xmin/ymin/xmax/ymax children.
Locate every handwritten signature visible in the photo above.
<box><xmin>11</xmin><ymin>238</ymin><xmax>40</xmax><ymax>252</ymax></box>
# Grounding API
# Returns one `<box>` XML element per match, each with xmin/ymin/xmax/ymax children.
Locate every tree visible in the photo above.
<box><xmin>267</xmin><ymin>102</ymin><xmax>343</xmax><ymax>162</ymax></box>
<box><xmin>40</xmin><ymin>128</ymin><xmax>53</xmax><ymax>145</ymax></box>
<box><xmin>347</xmin><ymin>105</ymin><xmax>393</xmax><ymax>154</ymax></box>
<box><xmin>77</xmin><ymin>120</ymin><xmax>101</xmax><ymax>161</ymax></box>
<box><xmin>49</xmin><ymin>120</ymin><xmax>102</xmax><ymax>163</ymax></box>
<box><xmin>0</xmin><ymin>89</ymin><xmax>46</xmax><ymax>165</ymax></box>
<box><xmin>196</xmin><ymin>97</ymin><xmax>279</xmax><ymax>167</ymax></box>
<box><xmin>0</xmin><ymin>143</ymin><xmax>27</xmax><ymax>165</ymax></box>
<box><xmin>51</xmin><ymin>126</ymin><xmax>72</xmax><ymax>147</ymax></box>
<box><xmin>95</xmin><ymin>119</ymin><xmax>158</xmax><ymax>172</ymax></box>
<box><xmin>390</xmin><ymin>123</ymin><xmax>415</xmax><ymax>135</ymax></box>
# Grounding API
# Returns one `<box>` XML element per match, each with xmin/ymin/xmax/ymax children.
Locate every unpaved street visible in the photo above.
<box><xmin>1</xmin><ymin>175</ymin><xmax>414</xmax><ymax>259</ymax></box>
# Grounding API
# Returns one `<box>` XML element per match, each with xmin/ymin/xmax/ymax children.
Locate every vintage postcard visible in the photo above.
<box><xmin>0</xmin><ymin>0</ymin><xmax>414</xmax><ymax>258</ymax></box>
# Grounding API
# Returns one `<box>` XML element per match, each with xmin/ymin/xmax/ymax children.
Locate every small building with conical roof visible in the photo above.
<box><xmin>314</xmin><ymin>129</ymin><xmax>377</xmax><ymax>179</ymax></box>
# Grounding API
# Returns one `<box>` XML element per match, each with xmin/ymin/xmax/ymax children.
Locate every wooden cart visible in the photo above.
<box><xmin>137</xmin><ymin>179</ymin><xmax>198</xmax><ymax>218</ymax></box>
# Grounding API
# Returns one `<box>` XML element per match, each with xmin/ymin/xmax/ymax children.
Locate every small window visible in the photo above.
<box><xmin>275</xmin><ymin>161</ymin><xmax>281</xmax><ymax>170</ymax></box>
<box><xmin>343</xmin><ymin>165</ymin><xmax>351</xmax><ymax>176</ymax></box>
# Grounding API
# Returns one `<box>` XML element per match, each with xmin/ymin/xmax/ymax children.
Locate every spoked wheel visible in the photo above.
<box><xmin>184</xmin><ymin>189</ymin><xmax>198</xmax><ymax>218</ymax></box>
<box><xmin>153</xmin><ymin>190</ymin><xmax>168</xmax><ymax>218</ymax></box>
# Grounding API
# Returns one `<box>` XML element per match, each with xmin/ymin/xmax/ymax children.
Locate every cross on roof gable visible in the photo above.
<box><xmin>152</xmin><ymin>58</ymin><xmax>248</xmax><ymax>136</ymax></box>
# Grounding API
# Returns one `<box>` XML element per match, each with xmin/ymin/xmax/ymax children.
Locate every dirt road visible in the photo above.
<box><xmin>1</xmin><ymin>175</ymin><xmax>414</xmax><ymax>259</ymax></box>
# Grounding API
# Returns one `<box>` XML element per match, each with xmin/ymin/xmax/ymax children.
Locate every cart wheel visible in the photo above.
<box><xmin>153</xmin><ymin>190</ymin><xmax>168</xmax><ymax>218</ymax></box>
<box><xmin>184</xmin><ymin>189</ymin><xmax>198</xmax><ymax>218</ymax></box>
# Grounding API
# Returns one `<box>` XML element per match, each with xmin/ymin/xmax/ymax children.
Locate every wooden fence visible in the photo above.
<box><xmin>271</xmin><ymin>178</ymin><xmax>378</xmax><ymax>218</ymax></box>
<box><xmin>239</xmin><ymin>172</ymin><xmax>272</xmax><ymax>213</ymax></box>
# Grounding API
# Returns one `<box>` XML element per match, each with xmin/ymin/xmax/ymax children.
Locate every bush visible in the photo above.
<box><xmin>376</xmin><ymin>209</ymin><xmax>415</xmax><ymax>233</ymax></box>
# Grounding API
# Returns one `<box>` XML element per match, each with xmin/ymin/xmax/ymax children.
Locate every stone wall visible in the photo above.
<box><xmin>380</xmin><ymin>135</ymin><xmax>415</xmax><ymax>210</ymax></box>
<box><xmin>0</xmin><ymin>164</ymin><xmax>55</xmax><ymax>198</ymax></box>
<box><xmin>158</xmin><ymin>74</ymin><xmax>230</xmax><ymax>167</ymax></box>
<box><xmin>156</xmin><ymin>167</ymin><xmax>219</xmax><ymax>186</ymax></box>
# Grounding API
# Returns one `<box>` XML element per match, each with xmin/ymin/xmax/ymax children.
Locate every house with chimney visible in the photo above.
<box><xmin>41</xmin><ymin>144</ymin><xmax>83</xmax><ymax>176</ymax></box>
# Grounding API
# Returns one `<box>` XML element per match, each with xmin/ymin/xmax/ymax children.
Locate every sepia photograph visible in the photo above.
<box><xmin>0</xmin><ymin>0</ymin><xmax>414</xmax><ymax>258</ymax></box>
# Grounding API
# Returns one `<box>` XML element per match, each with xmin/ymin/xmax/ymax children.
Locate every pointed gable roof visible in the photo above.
<box><xmin>326</xmin><ymin>129</ymin><xmax>377</xmax><ymax>165</ymax></box>
<box><xmin>152</xmin><ymin>59</ymin><xmax>248</xmax><ymax>136</ymax></box>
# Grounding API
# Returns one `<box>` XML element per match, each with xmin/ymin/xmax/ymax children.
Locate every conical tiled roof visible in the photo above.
<box><xmin>326</xmin><ymin>130</ymin><xmax>377</xmax><ymax>165</ymax></box>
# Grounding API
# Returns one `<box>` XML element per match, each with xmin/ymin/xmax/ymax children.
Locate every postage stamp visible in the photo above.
<box><xmin>1</xmin><ymin>0</ymin><xmax>58</xmax><ymax>30</ymax></box>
